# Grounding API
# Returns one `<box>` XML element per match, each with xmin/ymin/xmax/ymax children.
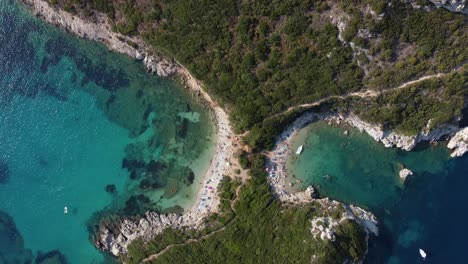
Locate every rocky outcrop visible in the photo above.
<box><xmin>404</xmin><ymin>0</ymin><xmax>468</xmax><ymax>14</ymax></box>
<box><xmin>402</xmin><ymin>0</ymin><xmax>468</xmax><ymax>14</ymax></box>
<box><xmin>430</xmin><ymin>0</ymin><xmax>467</xmax><ymax>13</ymax></box>
<box><xmin>447</xmin><ymin>127</ymin><xmax>468</xmax><ymax>157</ymax></box>
<box><xmin>95</xmin><ymin>210</ymin><xmax>206</xmax><ymax>256</ymax></box>
<box><xmin>330</xmin><ymin>114</ymin><xmax>460</xmax><ymax>151</ymax></box>
<box><xmin>19</xmin><ymin>0</ymin><xmax>177</xmax><ymax>77</ymax></box>
<box><xmin>399</xmin><ymin>168</ymin><xmax>414</xmax><ymax>182</ymax></box>
<box><xmin>310</xmin><ymin>200</ymin><xmax>378</xmax><ymax>242</ymax></box>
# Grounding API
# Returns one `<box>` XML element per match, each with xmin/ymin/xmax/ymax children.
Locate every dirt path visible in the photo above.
<box><xmin>271</xmin><ymin>66</ymin><xmax>465</xmax><ymax>119</ymax></box>
<box><xmin>142</xmin><ymin>184</ymin><xmax>244</xmax><ymax>263</ymax></box>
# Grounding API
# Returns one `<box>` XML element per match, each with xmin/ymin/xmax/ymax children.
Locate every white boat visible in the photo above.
<box><xmin>296</xmin><ymin>145</ymin><xmax>303</xmax><ymax>155</ymax></box>
<box><xmin>419</xmin><ymin>248</ymin><xmax>427</xmax><ymax>260</ymax></box>
<box><xmin>64</xmin><ymin>207</ymin><xmax>68</xmax><ymax>214</ymax></box>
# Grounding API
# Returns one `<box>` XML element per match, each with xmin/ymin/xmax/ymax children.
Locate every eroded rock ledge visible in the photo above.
<box><xmin>95</xmin><ymin>211</ymin><xmax>204</xmax><ymax>256</ymax></box>
<box><xmin>289</xmin><ymin>187</ymin><xmax>379</xmax><ymax>240</ymax></box>
<box><xmin>329</xmin><ymin>114</ymin><xmax>461</xmax><ymax>152</ymax></box>
<box><xmin>405</xmin><ymin>0</ymin><xmax>468</xmax><ymax>14</ymax></box>
<box><xmin>448</xmin><ymin>127</ymin><xmax>468</xmax><ymax>157</ymax></box>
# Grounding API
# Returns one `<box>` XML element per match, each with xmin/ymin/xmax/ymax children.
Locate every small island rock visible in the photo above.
<box><xmin>399</xmin><ymin>168</ymin><xmax>413</xmax><ymax>182</ymax></box>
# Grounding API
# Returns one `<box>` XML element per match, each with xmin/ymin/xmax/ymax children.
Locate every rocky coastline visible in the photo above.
<box><xmin>95</xmin><ymin>210</ymin><xmax>204</xmax><ymax>256</ymax></box>
<box><xmin>328</xmin><ymin>114</ymin><xmax>462</xmax><ymax>152</ymax></box>
<box><xmin>19</xmin><ymin>0</ymin><xmax>177</xmax><ymax>77</ymax></box>
<box><xmin>447</xmin><ymin>127</ymin><xmax>468</xmax><ymax>157</ymax></box>
<box><xmin>429</xmin><ymin>0</ymin><xmax>467</xmax><ymax>14</ymax></box>
<box><xmin>266</xmin><ymin>110</ymin><xmax>466</xmax><ymax>262</ymax></box>
<box><xmin>405</xmin><ymin>0</ymin><xmax>468</xmax><ymax>14</ymax></box>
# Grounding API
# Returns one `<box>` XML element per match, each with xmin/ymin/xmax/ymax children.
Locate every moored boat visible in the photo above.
<box><xmin>296</xmin><ymin>145</ymin><xmax>303</xmax><ymax>155</ymax></box>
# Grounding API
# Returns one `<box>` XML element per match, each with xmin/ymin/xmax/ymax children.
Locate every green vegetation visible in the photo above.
<box><xmin>51</xmin><ymin>0</ymin><xmax>467</xmax><ymax>134</ymax></box>
<box><xmin>125</xmin><ymin>177</ymin><xmax>241</xmax><ymax>263</ymax></box>
<box><xmin>123</xmin><ymin>158</ymin><xmax>367</xmax><ymax>264</ymax></box>
<box><xmin>365</xmin><ymin>3</ymin><xmax>468</xmax><ymax>89</ymax></box>
<box><xmin>46</xmin><ymin>0</ymin><xmax>468</xmax><ymax>262</ymax></box>
<box><xmin>350</xmin><ymin>72</ymin><xmax>467</xmax><ymax>135</ymax></box>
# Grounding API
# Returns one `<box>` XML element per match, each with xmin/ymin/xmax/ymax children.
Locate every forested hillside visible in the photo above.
<box><xmin>49</xmin><ymin>0</ymin><xmax>467</xmax><ymax>133</ymax></box>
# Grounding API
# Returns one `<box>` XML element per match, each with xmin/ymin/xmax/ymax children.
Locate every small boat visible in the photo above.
<box><xmin>419</xmin><ymin>248</ymin><xmax>427</xmax><ymax>260</ymax></box>
<box><xmin>64</xmin><ymin>207</ymin><xmax>68</xmax><ymax>214</ymax></box>
<box><xmin>296</xmin><ymin>145</ymin><xmax>303</xmax><ymax>155</ymax></box>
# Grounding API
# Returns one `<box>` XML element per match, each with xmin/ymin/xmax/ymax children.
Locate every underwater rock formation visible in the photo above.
<box><xmin>0</xmin><ymin>210</ymin><xmax>34</xmax><ymax>263</ymax></box>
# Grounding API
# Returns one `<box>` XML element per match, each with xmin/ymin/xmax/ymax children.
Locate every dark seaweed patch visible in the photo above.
<box><xmin>43</xmin><ymin>37</ymin><xmax>130</xmax><ymax>91</ymax></box>
<box><xmin>105</xmin><ymin>94</ymin><xmax>116</xmax><ymax>109</ymax></box>
<box><xmin>42</xmin><ymin>84</ymin><xmax>67</xmax><ymax>101</ymax></box>
<box><xmin>129</xmin><ymin>170</ymin><xmax>138</xmax><ymax>180</ymax></box>
<box><xmin>0</xmin><ymin>11</ymin><xmax>39</xmax><ymax>76</ymax></box>
<box><xmin>178</xmin><ymin>118</ymin><xmax>189</xmax><ymax>138</ymax></box>
<box><xmin>0</xmin><ymin>160</ymin><xmax>9</xmax><ymax>184</ymax></box>
<box><xmin>70</xmin><ymin>72</ymin><xmax>77</xmax><ymax>83</ymax></box>
<box><xmin>35</xmin><ymin>250</ymin><xmax>68</xmax><ymax>264</ymax></box>
<box><xmin>187</xmin><ymin>170</ymin><xmax>195</xmax><ymax>185</ymax></box>
<box><xmin>121</xmin><ymin>158</ymin><xmax>146</xmax><ymax>171</ymax></box>
<box><xmin>0</xmin><ymin>210</ymin><xmax>34</xmax><ymax>263</ymax></box>
<box><xmin>123</xmin><ymin>194</ymin><xmax>152</xmax><ymax>216</ymax></box>
<box><xmin>147</xmin><ymin>160</ymin><xmax>167</xmax><ymax>174</ymax></box>
<box><xmin>142</xmin><ymin>104</ymin><xmax>153</xmax><ymax>121</ymax></box>
<box><xmin>136</xmin><ymin>89</ymin><xmax>144</xmax><ymax>99</ymax></box>
<box><xmin>105</xmin><ymin>184</ymin><xmax>117</xmax><ymax>194</ymax></box>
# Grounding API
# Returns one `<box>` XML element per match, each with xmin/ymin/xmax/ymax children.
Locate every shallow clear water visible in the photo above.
<box><xmin>0</xmin><ymin>1</ymin><xmax>214</xmax><ymax>263</ymax></box>
<box><xmin>288</xmin><ymin>121</ymin><xmax>468</xmax><ymax>263</ymax></box>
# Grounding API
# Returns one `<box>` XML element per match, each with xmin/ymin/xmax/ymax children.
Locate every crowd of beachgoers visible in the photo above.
<box><xmin>175</xmin><ymin>64</ymin><xmax>250</xmax><ymax>220</ymax></box>
<box><xmin>191</xmin><ymin>107</ymin><xmax>234</xmax><ymax>216</ymax></box>
<box><xmin>266</xmin><ymin>113</ymin><xmax>320</xmax><ymax>204</ymax></box>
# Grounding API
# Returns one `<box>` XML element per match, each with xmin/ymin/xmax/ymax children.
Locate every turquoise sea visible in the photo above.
<box><xmin>0</xmin><ymin>1</ymin><xmax>214</xmax><ymax>263</ymax></box>
<box><xmin>288</xmin><ymin>121</ymin><xmax>468</xmax><ymax>263</ymax></box>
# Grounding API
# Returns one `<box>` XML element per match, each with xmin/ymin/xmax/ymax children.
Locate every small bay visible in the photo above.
<box><xmin>0</xmin><ymin>1</ymin><xmax>215</xmax><ymax>263</ymax></box>
<box><xmin>288</xmin><ymin>121</ymin><xmax>468</xmax><ymax>263</ymax></box>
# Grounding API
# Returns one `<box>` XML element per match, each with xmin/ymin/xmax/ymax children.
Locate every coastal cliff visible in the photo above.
<box><xmin>95</xmin><ymin>211</ymin><xmax>203</xmax><ymax>256</ymax></box>
<box><xmin>330</xmin><ymin>114</ymin><xmax>462</xmax><ymax>153</ymax></box>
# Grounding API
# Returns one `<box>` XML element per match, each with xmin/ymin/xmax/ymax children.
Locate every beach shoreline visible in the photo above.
<box><xmin>19</xmin><ymin>0</ymin><xmax>242</xmax><ymax>256</ymax></box>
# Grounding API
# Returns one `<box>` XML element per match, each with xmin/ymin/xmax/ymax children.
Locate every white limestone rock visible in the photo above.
<box><xmin>430</xmin><ymin>0</ymin><xmax>467</xmax><ymax>13</ymax></box>
<box><xmin>332</xmin><ymin>114</ymin><xmax>460</xmax><ymax>151</ymax></box>
<box><xmin>447</xmin><ymin>127</ymin><xmax>468</xmax><ymax>157</ymax></box>
<box><xmin>96</xmin><ymin>211</ymin><xmax>189</xmax><ymax>256</ymax></box>
<box><xmin>399</xmin><ymin>168</ymin><xmax>414</xmax><ymax>182</ymax></box>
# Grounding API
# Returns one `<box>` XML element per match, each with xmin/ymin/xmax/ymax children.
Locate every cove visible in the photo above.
<box><xmin>0</xmin><ymin>1</ymin><xmax>215</xmax><ymax>263</ymax></box>
<box><xmin>287</xmin><ymin>121</ymin><xmax>468</xmax><ymax>263</ymax></box>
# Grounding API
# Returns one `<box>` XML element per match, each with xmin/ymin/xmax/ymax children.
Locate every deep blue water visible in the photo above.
<box><xmin>289</xmin><ymin>122</ymin><xmax>468</xmax><ymax>264</ymax></box>
<box><xmin>367</xmin><ymin>155</ymin><xmax>468</xmax><ymax>264</ymax></box>
<box><xmin>0</xmin><ymin>1</ymin><xmax>214</xmax><ymax>263</ymax></box>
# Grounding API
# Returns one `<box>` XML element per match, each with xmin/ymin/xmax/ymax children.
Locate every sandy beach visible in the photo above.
<box><xmin>20</xmin><ymin>0</ymin><xmax>241</xmax><ymax>231</ymax></box>
<box><xmin>266</xmin><ymin>112</ymin><xmax>320</xmax><ymax>204</ymax></box>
